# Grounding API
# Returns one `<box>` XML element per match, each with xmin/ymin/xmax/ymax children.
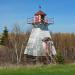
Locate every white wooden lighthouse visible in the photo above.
<box><xmin>24</xmin><ymin>8</ymin><xmax>56</xmax><ymax>58</ymax></box>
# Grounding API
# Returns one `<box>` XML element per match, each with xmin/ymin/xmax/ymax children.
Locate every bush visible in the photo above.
<box><xmin>56</xmin><ymin>54</ymin><xmax>64</xmax><ymax>64</ymax></box>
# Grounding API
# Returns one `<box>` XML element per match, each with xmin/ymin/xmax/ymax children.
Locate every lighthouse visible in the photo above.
<box><xmin>24</xmin><ymin>8</ymin><xmax>56</xmax><ymax>60</ymax></box>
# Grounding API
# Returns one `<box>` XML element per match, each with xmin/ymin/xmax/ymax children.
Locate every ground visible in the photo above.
<box><xmin>0</xmin><ymin>64</ymin><xmax>75</xmax><ymax>75</ymax></box>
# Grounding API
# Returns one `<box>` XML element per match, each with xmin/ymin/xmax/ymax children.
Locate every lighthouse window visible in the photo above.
<box><xmin>35</xmin><ymin>16</ymin><xmax>39</xmax><ymax>23</ymax></box>
<box><xmin>41</xmin><ymin>15</ymin><xmax>44</xmax><ymax>22</ymax></box>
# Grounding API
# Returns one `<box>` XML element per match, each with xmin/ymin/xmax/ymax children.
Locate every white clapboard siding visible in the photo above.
<box><xmin>24</xmin><ymin>28</ymin><xmax>56</xmax><ymax>56</ymax></box>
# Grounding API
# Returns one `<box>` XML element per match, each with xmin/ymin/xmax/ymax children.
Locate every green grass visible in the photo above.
<box><xmin>0</xmin><ymin>64</ymin><xmax>75</xmax><ymax>75</ymax></box>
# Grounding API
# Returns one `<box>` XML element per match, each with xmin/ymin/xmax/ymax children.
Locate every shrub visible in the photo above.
<box><xmin>56</xmin><ymin>54</ymin><xmax>64</xmax><ymax>64</ymax></box>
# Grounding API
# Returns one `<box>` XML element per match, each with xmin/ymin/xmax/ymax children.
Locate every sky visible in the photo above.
<box><xmin>0</xmin><ymin>0</ymin><xmax>75</xmax><ymax>33</ymax></box>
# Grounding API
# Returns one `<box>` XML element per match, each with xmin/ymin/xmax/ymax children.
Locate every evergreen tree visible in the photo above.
<box><xmin>0</xmin><ymin>27</ymin><xmax>9</xmax><ymax>45</ymax></box>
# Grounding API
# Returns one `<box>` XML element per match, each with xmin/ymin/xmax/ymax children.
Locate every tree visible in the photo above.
<box><xmin>9</xmin><ymin>24</ymin><xmax>29</xmax><ymax>64</ymax></box>
<box><xmin>0</xmin><ymin>27</ymin><xmax>9</xmax><ymax>45</ymax></box>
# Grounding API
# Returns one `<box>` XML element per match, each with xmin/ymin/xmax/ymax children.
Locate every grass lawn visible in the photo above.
<box><xmin>0</xmin><ymin>64</ymin><xmax>75</xmax><ymax>75</ymax></box>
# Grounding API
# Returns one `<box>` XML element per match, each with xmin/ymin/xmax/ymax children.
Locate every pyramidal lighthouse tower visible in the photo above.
<box><xmin>24</xmin><ymin>8</ymin><xmax>56</xmax><ymax>57</ymax></box>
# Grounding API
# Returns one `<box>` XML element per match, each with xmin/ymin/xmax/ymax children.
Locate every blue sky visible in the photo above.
<box><xmin>0</xmin><ymin>0</ymin><xmax>75</xmax><ymax>33</ymax></box>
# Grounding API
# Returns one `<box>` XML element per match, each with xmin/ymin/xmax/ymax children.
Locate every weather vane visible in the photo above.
<box><xmin>39</xmin><ymin>5</ymin><xmax>42</xmax><ymax>10</ymax></box>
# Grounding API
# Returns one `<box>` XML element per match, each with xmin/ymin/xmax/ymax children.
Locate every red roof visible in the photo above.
<box><xmin>35</xmin><ymin>10</ymin><xmax>46</xmax><ymax>16</ymax></box>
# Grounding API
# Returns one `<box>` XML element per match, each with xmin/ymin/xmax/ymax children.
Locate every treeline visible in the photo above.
<box><xmin>0</xmin><ymin>26</ymin><xmax>30</xmax><ymax>65</ymax></box>
<box><xmin>0</xmin><ymin>26</ymin><xmax>75</xmax><ymax>64</ymax></box>
<box><xmin>52</xmin><ymin>33</ymin><xmax>75</xmax><ymax>63</ymax></box>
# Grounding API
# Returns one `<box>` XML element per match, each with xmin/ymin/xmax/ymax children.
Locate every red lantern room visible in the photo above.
<box><xmin>34</xmin><ymin>10</ymin><xmax>46</xmax><ymax>23</ymax></box>
<box><xmin>27</xmin><ymin>7</ymin><xmax>54</xmax><ymax>25</ymax></box>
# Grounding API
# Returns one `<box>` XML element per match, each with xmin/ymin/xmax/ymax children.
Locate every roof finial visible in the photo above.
<box><xmin>39</xmin><ymin>5</ymin><xmax>42</xmax><ymax>11</ymax></box>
